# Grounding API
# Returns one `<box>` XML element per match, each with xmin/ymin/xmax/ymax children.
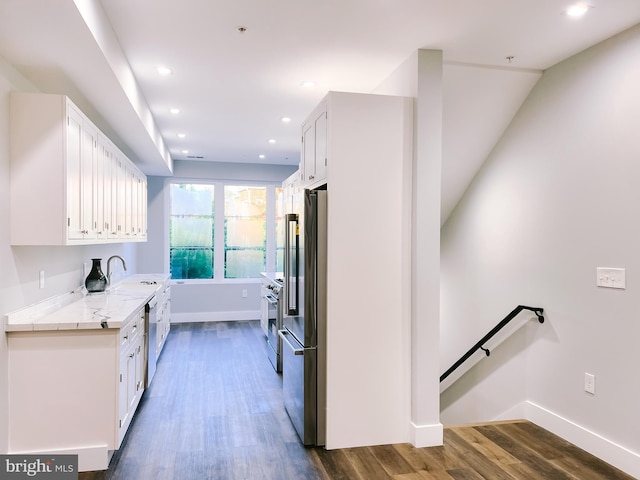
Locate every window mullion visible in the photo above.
<box><xmin>213</xmin><ymin>183</ymin><xmax>225</xmax><ymax>278</ymax></box>
<box><xmin>265</xmin><ymin>185</ymin><xmax>276</xmax><ymax>272</ymax></box>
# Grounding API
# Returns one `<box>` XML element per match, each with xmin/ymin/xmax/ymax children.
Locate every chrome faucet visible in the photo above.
<box><xmin>106</xmin><ymin>255</ymin><xmax>127</xmax><ymax>285</ymax></box>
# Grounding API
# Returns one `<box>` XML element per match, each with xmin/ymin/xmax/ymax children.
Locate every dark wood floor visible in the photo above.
<box><xmin>80</xmin><ymin>321</ymin><xmax>633</xmax><ymax>480</ymax></box>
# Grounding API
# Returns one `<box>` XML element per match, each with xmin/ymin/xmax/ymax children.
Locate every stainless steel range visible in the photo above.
<box><xmin>260</xmin><ymin>275</ymin><xmax>283</xmax><ymax>372</ymax></box>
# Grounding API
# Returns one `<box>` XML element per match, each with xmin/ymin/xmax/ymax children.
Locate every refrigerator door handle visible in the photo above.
<box><xmin>284</xmin><ymin>213</ymin><xmax>299</xmax><ymax>315</ymax></box>
<box><xmin>279</xmin><ymin>330</ymin><xmax>304</xmax><ymax>355</ymax></box>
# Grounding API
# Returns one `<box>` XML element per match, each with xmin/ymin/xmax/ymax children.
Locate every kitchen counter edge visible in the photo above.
<box><xmin>4</xmin><ymin>274</ymin><xmax>169</xmax><ymax>333</ymax></box>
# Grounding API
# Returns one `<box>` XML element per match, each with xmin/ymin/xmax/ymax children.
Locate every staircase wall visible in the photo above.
<box><xmin>440</xmin><ymin>22</ymin><xmax>640</xmax><ymax>477</ymax></box>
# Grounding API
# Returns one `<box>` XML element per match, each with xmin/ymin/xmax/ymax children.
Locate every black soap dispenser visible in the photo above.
<box><xmin>85</xmin><ymin>258</ymin><xmax>107</xmax><ymax>293</ymax></box>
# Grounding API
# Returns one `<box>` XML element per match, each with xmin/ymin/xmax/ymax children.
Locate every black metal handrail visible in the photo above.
<box><xmin>440</xmin><ymin>305</ymin><xmax>544</xmax><ymax>383</ymax></box>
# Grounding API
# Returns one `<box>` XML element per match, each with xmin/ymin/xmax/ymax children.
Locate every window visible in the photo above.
<box><xmin>275</xmin><ymin>187</ymin><xmax>284</xmax><ymax>272</ymax></box>
<box><xmin>224</xmin><ymin>186</ymin><xmax>266</xmax><ymax>278</ymax></box>
<box><xmin>169</xmin><ymin>182</ymin><xmax>280</xmax><ymax>280</ymax></box>
<box><xmin>169</xmin><ymin>184</ymin><xmax>214</xmax><ymax>279</ymax></box>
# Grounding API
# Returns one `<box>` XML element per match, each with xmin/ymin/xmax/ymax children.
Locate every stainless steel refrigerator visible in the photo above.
<box><xmin>279</xmin><ymin>188</ymin><xmax>327</xmax><ymax>446</ymax></box>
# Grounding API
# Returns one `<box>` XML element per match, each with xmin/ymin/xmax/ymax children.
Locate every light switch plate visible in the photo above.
<box><xmin>596</xmin><ymin>267</ymin><xmax>625</xmax><ymax>289</ymax></box>
<box><xmin>584</xmin><ymin>373</ymin><xmax>595</xmax><ymax>395</ymax></box>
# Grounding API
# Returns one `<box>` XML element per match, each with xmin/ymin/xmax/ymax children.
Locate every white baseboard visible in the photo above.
<box><xmin>521</xmin><ymin>401</ymin><xmax>640</xmax><ymax>478</ymax></box>
<box><xmin>410</xmin><ymin>421</ymin><xmax>443</xmax><ymax>448</ymax></box>
<box><xmin>9</xmin><ymin>445</ymin><xmax>109</xmax><ymax>472</ymax></box>
<box><xmin>170</xmin><ymin>310</ymin><xmax>260</xmax><ymax>323</ymax></box>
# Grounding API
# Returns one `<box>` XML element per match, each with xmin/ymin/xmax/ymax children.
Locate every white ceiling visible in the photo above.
<box><xmin>1</xmin><ymin>0</ymin><xmax>640</xmax><ymax>221</ymax></box>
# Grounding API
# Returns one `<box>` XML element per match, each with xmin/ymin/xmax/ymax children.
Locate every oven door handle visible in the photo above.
<box><xmin>264</xmin><ymin>294</ymin><xmax>278</xmax><ymax>305</ymax></box>
<box><xmin>278</xmin><ymin>330</ymin><xmax>304</xmax><ymax>355</ymax></box>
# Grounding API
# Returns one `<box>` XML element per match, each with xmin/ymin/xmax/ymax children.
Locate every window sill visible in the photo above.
<box><xmin>170</xmin><ymin>278</ymin><xmax>262</xmax><ymax>286</ymax></box>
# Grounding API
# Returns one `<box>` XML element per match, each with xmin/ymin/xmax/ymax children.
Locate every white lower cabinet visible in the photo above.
<box><xmin>117</xmin><ymin>307</ymin><xmax>145</xmax><ymax>444</ymax></box>
<box><xmin>7</xmin><ymin>306</ymin><xmax>148</xmax><ymax>470</ymax></box>
<box><xmin>155</xmin><ymin>285</ymin><xmax>171</xmax><ymax>358</ymax></box>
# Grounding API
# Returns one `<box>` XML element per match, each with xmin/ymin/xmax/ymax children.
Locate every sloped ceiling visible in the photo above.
<box><xmin>442</xmin><ymin>64</ymin><xmax>542</xmax><ymax>222</ymax></box>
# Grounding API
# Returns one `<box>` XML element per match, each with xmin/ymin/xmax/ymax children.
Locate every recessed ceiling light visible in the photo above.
<box><xmin>182</xmin><ymin>149</ymin><xmax>189</xmax><ymax>154</ymax></box>
<box><xmin>157</xmin><ymin>65</ymin><xmax>173</xmax><ymax>76</ymax></box>
<box><xmin>300</xmin><ymin>81</ymin><xmax>316</xmax><ymax>88</ymax></box>
<box><xmin>259</xmin><ymin>154</ymin><xmax>266</xmax><ymax>159</ymax></box>
<box><xmin>177</xmin><ymin>133</ymin><xmax>186</xmax><ymax>138</ymax></box>
<box><xmin>268</xmin><ymin>139</ymin><xmax>276</xmax><ymax>144</ymax></box>
<box><xmin>566</xmin><ymin>3</ymin><xmax>589</xmax><ymax>17</ymax></box>
<box><xmin>170</xmin><ymin>108</ymin><xmax>180</xmax><ymax>114</ymax></box>
<box><xmin>281</xmin><ymin>117</ymin><xmax>291</xmax><ymax>123</ymax></box>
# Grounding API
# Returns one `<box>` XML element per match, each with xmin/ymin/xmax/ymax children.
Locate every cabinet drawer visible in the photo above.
<box><xmin>120</xmin><ymin>308</ymin><xmax>145</xmax><ymax>347</ymax></box>
<box><xmin>129</xmin><ymin>314</ymin><xmax>142</xmax><ymax>342</ymax></box>
<box><xmin>119</xmin><ymin>323</ymin><xmax>132</xmax><ymax>347</ymax></box>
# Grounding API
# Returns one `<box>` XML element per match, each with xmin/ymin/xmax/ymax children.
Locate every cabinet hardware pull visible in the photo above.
<box><xmin>128</xmin><ymin>353</ymin><xmax>134</xmax><ymax>358</ymax></box>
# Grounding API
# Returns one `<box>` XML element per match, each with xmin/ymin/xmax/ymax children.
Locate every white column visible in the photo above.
<box><xmin>411</xmin><ymin>49</ymin><xmax>444</xmax><ymax>446</ymax></box>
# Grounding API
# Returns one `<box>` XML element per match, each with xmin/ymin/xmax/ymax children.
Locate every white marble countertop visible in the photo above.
<box><xmin>4</xmin><ymin>273</ymin><xmax>170</xmax><ymax>332</ymax></box>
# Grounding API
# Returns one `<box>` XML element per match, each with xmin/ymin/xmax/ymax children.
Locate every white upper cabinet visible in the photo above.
<box><xmin>10</xmin><ymin>93</ymin><xmax>147</xmax><ymax>245</ymax></box>
<box><xmin>301</xmin><ymin>100</ymin><xmax>327</xmax><ymax>188</ymax></box>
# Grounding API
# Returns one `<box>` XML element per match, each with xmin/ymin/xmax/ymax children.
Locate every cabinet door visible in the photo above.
<box><xmin>96</xmin><ymin>137</ymin><xmax>110</xmax><ymax>239</ymax></box>
<box><xmin>135</xmin><ymin>336</ymin><xmax>145</xmax><ymax>399</ymax></box>
<box><xmin>301</xmin><ymin>105</ymin><xmax>327</xmax><ymax>186</ymax></box>
<box><xmin>68</xmin><ymin>109</ymin><xmax>98</xmax><ymax>241</ymax></box>
<box><xmin>116</xmin><ymin>158</ymin><xmax>127</xmax><ymax>238</ymax></box>
<box><xmin>104</xmin><ymin>147</ymin><xmax>116</xmax><ymax>239</ymax></box>
<box><xmin>314</xmin><ymin>110</ymin><xmax>327</xmax><ymax>182</ymax></box>
<box><xmin>302</xmin><ymin>121</ymin><xmax>315</xmax><ymax>183</ymax></box>
<box><xmin>124</xmin><ymin>166</ymin><xmax>134</xmax><ymax>238</ymax></box>
<box><xmin>120</xmin><ymin>345</ymin><xmax>137</xmax><ymax>429</ymax></box>
<box><xmin>66</xmin><ymin>107</ymin><xmax>84</xmax><ymax>240</ymax></box>
<box><xmin>130</xmin><ymin>169</ymin><xmax>139</xmax><ymax>238</ymax></box>
<box><xmin>138</xmin><ymin>175</ymin><xmax>147</xmax><ymax>239</ymax></box>
<box><xmin>108</xmin><ymin>153</ymin><xmax>121</xmax><ymax>239</ymax></box>
<box><xmin>83</xmin><ymin>122</ymin><xmax>99</xmax><ymax>239</ymax></box>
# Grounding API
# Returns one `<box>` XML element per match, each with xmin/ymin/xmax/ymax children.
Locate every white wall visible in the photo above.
<box><xmin>143</xmin><ymin>160</ymin><xmax>296</xmax><ymax>322</ymax></box>
<box><xmin>0</xmin><ymin>57</ymin><xmax>139</xmax><ymax>454</ymax></box>
<box><xmin>374</xmin><ymin>51</ymin><xmax>444</xmax><ymax>447</ymax></box>
<box><xmin>441</xmin><ymin>24</ymin><xmax>640</xmax><ymax>475</ymax></box>
<box><xmin>324</xmin><ymin>92</ymin><xmax>413</xmax><ymax>449</ymax></box>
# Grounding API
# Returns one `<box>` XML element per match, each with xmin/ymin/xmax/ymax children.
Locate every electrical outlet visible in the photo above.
<box><xmin>584</xmin><ymin>373</ymin><xmax>595</xmax><ymax>395</ymax></box>
<box><xmin>242</xmin><ymin>289</ymin><xmax>248</xmax><ymax>298</ymax></box>
<box><xmin>39</xmin><ymin>271</ymin><xmax>45</xmax><ymax>289</ymax></box>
